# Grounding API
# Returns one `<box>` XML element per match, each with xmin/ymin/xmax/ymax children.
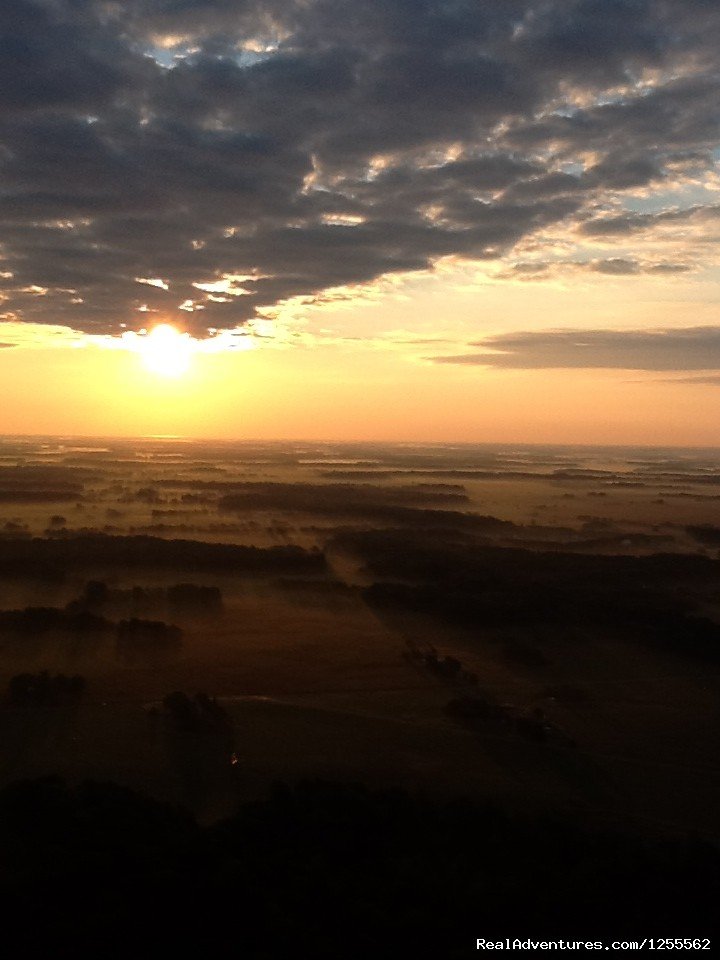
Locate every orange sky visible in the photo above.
<box><xmin>4</xmin><ymin>2</ymin><xmax>720</xmax><ymax>445</ymax></box>
<box><xmin>3</xmin><ymin>264</ymin><xmax>720</xmax><ymax>445</ymax></box>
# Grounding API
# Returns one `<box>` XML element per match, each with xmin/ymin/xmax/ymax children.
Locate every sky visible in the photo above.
<box><xmin>2</xmin><ymin>0</ymin><xmax>720</xmax><ymax>444</ymax></box>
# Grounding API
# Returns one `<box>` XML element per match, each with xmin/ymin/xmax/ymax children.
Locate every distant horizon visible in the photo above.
<box><xmin>3</xmin><ymin>431</ymin><xmax>720</xmax><ymax>454</ymax></box>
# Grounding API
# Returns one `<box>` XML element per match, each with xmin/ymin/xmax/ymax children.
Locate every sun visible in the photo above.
<box><xmin>139</xmin><ymin>324</ymin><xmax>194</xmax><ymax>377</ymax></box>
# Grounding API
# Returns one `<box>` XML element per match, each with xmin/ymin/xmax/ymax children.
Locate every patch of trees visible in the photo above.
<box><xmin>0</xmin><ymin>489</ymin><xmax>80</xmax><ymax>503</ymax></box>
<box><xmin>0</xmin><ymin>777</ymin><xmax>715</xmax><ymax>955</ymax></box>
<box><xmin>180</xmin><ymin>491</ymin><xmax>217</xmax><ymax>504</ymax></box>
<box><xmin>687</xmin><ymin>524</ymin><xmax>720</xmax><ymax>546</ymax></box>
<box><xmin>350</xmin><ymin>531</ymin><xmax>720</xmax><ymax>659</ymax></box>
<box><xmin>129</xmin><ymin>486</ymin><xmax>164</xmax><ymax>504</ymax></box>
<box><xmin>0</xmin><ymin>465</ymin><xmax>94</xmax><ymax>484</ymax></box>
<box><xmin>7</xmin><ymin>672</ymin><xmax>86</xmax><ymax>706</ymax></box>
<box><xmin>116</xmin><ymin>619</ymin><xmax>182</xmax><ymax>649</ymax></box>
<box><xmin>159</xmin><ymin>479</ymin><xmax>468</xmax><ymax>506</ymax></box>
<box><xmin>79</xmin><ymin>580</ymin><xmax>111</xmax><ymax>607</ymax></box>
<box><xmin>0</xmin><ymin>606</ymin><xmax>111</xmax><ymax>635</ymax></box>
<box><xmin>274</xmin><ymin>578</ymin><xmax>356</xmax><ymax>599</ymax></box>
<box><xmin>444</xmin><ymin>698</ymin><xmax>569</xmax><ymax>744</ymax></box>
<box><xmin>72</xmin><ymin>579</ymin><xmax>223</xmax><ymax>614</ymax></box>
<box><xmin>424</xmin><ymin>650</ymin><xmax>463</xmax><ymax>678</ymax></box>
<box><xmin>365</xmin><ymin>580</ymin><xmax>577</xmax><ymax>629</ymax></box>
<box><xmin>0</xmin><ymin>534</ymin><xmax>325</xmax><ymax>574</ymax></box>
<box><xmin>161</xmin><ymin>691</ymin><xmax>229</xmax><ymax>733</ymax></box>
<box><xmin>509</xmin><ymin>532</ymin><xmax>677</xmax><ymax>553</ymax></box>
<box><xmin>217</xmin><ymin>481</ymin><xmax>512</xmax><ymax>529</ymax></box>
<box><xmin>649</xmin><ymin>472</ymin><xmax>720</xmax><ymax>485</ymax></box>
<box><xmin>0</xmin><ymin>468</ymin><xmax>85</xmax><ymax>504</ymax></box>
<box><xmin>405</xmin><ymin>642</ymin><xmax>478</xmax><ymax>685</ymax></box>
<box><xmin>167</xmin><ymin>583</ymin><xmax>223</xmax><ymax>614</ymax></box>
<box><xmin>0</xmin><ymin>521</ymin><xmax>30</xmax><ymax>539</ymax></box>
<box><xmin>368</xmin><ymin>581</ymin><xmax>720</xmax><ymax>659</ymax></box>
<box><xmin>342</xmin><ymin>529</ymin><xmax>719</xmax><ymax>587</ymax></box>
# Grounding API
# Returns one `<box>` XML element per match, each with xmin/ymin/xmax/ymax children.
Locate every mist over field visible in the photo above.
<box><xmin>1</xmin><ymin>435</ymin><xmax>719</xmax><ymax>951</ymax></box>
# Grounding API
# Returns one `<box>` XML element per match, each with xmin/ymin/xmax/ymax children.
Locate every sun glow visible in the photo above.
<box><xmin>138</xmin><ymin>324</ymin><xmax>194</xmax><ymax>376</ymax></box>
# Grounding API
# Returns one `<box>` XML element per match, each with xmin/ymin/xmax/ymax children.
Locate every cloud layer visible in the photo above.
<box><xmin>432</xmin><ymin>326</ymin><xmax>720</xmax><ymax>370</ymax></box>
<box><xmin>1</xmin><ymin>0</ymin><xmax>720</xmax><ymax>337</ymax></box>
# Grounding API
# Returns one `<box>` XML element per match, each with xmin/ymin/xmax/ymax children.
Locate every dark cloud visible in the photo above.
<box><xmin>431</xmin><ymin>326</ymin><xmax>720</xmax><ymax>370</ymax></box>
<box><xmin>505</xmin><ymin>73</ymin><xmax>720</xmax><ymax>167</ymax></box>
<box><xmin>0</xmin><ymin>0</ymin><xmax>719</xmax><ymax>337</ymax></box>
<box><xmin>589</xmin><ymin>258</ymin><xmax>640</xmax><ymax>275</ymax></box>
<box><xmin>579</xmin><ymin>204</ymin><xmax>720</xmax><ymax>237</ymax></box>
<box><xmin>500</xmin><ymin>258</ymin><xmax>691</xmax><ymax>278</ymax></box>
<box><xmin>0</xmin><ymin>0</ymin><xmax>149</xmax><ymax>114</ymax></box>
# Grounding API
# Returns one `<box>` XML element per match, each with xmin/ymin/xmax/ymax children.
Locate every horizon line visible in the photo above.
<box><xmin>1</xmin><ymin>432</ymin><xmax>720</xmax><ymax>452</ymax></box>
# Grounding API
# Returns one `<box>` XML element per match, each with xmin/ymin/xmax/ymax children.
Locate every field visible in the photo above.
<box><xmin>1</xmin><ymin>436</ymin><xmax>719</xmax><ymax>838</ymax></box>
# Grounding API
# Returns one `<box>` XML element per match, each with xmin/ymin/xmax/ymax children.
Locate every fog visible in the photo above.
<box><xmin>1</xmin><ymin>436</ymin><xmax>718</xmax><ymax>947</ymax></box>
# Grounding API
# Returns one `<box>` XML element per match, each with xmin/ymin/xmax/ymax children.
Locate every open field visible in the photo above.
<box><xmin>1</xmin><ymin>436</ymin><xmax>719</xmax><ymax>841</ymax></box>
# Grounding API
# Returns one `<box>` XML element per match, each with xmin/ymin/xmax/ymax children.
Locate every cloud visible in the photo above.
<box><xmin>431</xmin><ymin>326</ymin><xmax>720</xmax><ymax>370</ymax></box>
<box><xmin>498</xmin><ymin>258</ymin><xmax>692</xmax><ymax>279</ymax></box>
<box><xmin>647</xmin><ymin>374</ymin><xmax>720</xmax><ymax>385</ymax></box>
<box><xmin>579</xmin><ymin>204</ymin><xmax>720</xmax><ymax>237</ymax></box>
<box><xmin>0</xmin><ymin>1</ymin><xmax>720</xmax><ymax>337</ymax></box>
